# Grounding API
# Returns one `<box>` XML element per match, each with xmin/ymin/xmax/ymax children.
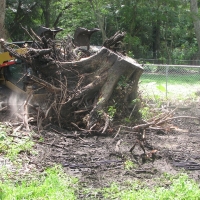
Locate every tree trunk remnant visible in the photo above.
<box><xmin>0</xmin><ymin>31</ymin><xmax>143</xmax><ymax>134</ymax></box>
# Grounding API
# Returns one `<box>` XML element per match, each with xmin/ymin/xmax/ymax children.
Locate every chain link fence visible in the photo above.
<box><xmin>138</xmin><ymin>59</ymin><xmax>200</xmax><ymax>99</ymax></box>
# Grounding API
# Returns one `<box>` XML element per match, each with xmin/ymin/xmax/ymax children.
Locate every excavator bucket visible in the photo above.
<box><xmin>73</xmin><ymin>27</ymin><xmax>100</xmax><ymax>50</ymax></box>
<box><xmin>37</xmin><ymin>26</ymin><xmax>63</xmax><ymax>39</ymax></box>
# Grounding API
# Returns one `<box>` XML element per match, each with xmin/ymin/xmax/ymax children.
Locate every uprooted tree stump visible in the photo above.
<box><xmin>0</xmin><ymin>31</ymin><xmax>143</xmax><ymax>134</ymax></box>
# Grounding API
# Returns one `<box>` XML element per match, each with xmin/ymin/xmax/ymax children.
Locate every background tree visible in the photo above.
<box><xmin>2</xmin><ymin>0</ymin><xmax>200</xmax><ymax>62</ymax></box>
<box><xmin>88</xmin><ymin>0</ymin><xmax>108</xmax><ymax>42</ymax></box>
<box><xmin>40</xmin><ymin>0</ymin><xmax>72</xmax><ymax>28</ymax></box>
<box><xmin>0</xmin><ymin>0</ymin><xmax>6</xmax><ymax>53</ymax></box>
<box><xmin>190</xmin><ymin>0</ymin><xmax>200</xmax><ymax>58</ymax></box>
<box><xmin>5</xmin><ymin>0</ymin><xmax>40</xmax><ymax>41</ymax></box>
<box><xmin>0</xmin><ymin>0</ymin><xmax>6</xmax><ymax>41</ymax></box>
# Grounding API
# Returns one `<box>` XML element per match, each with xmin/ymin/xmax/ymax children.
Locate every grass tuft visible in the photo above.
<box><xmin>0</xmin><ymin>123</ymin><xmax>34</xmax><ymax>160</ymax></box>
<box><xmin>102</xmin><ymin>173</ymin><xmax>200</xmax><ymax>200</ymax></box>
<box><xmin>0</xmin><ymin>165</ymin><xmax>78</xmax><ymax>200</ymax></box>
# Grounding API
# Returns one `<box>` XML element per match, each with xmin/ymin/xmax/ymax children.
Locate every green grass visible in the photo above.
<box><xmin>124</xmin><ymin>160</ymin><xmax>135</xmax><ymax>171</ymax></box>
<box><xmin>1</xmin><ymin>167</ymin><xmax>200</xmax><ymax>200</ymax></box>
<box><xmin>102</xmin><ymin>173</ymin><xmax>200</xmax><ymax>200</ymax></box>
<box><xmin>141</xmin><ymin>73</ymin><xmax>200</xmax><ymax>85</ymax></box>
<box><xmin>0</xmin><ymin>122</ymin><xmax>78</xmax><ymax>200</ymax></box>
<box><xmin>0</xmin><ymin>165</ymin><xmax>78</xmax><ymax>200</ymax></box>
<box><xmin>140</xmin><ymin>73</ymin><xmax>200</xmax><ymax>100</ymax></box>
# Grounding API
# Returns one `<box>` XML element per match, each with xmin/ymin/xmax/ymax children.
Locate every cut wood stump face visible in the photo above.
<box><xmin>0</xmin><ymin>31</ymin><xmax>143</xmax><ymax>134</ymax></box>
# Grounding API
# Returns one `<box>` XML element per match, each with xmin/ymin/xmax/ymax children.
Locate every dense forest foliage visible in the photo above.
<box><xmin>3</xmin><ymin>0</ymin><xmax>200</xmax><ymax>61</ymax></box>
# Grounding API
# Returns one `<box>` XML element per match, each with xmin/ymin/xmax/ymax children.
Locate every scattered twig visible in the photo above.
<box><xmin>45</xmin><ymin>101</ymin><xmax>55</xmax><ymax>119</ymax></box>
<box><xmin>115</xmin><ymin>139</ymin><xmax>123</xmax><ymax>152</ymax></box>
<box><xmin>71</xmin><ymin>122</ymin><xmax>88</xmax><ymax>132</ymax></box>
<box><xmin>89</xmin><ymin>123</ymin><xmax>97</xmax><ymax>131</ymax></box>
<box><xmin>130</xmin><ymin>128</ymin><xmax>146</xmax><ymax>153</ymax></box>
<box><xmin>102</xmin><ymin>112</ymin><xmax>110</xmax><ymax>133</ymax></box>
<box><xmin>30</xmin><ymin>28</ymin><xmax>42</xmax><ymax>42</ymax></box>
<box><xmin>13</xmin><ymin>123</ymin><xmax>24</xmax><ymax>134</ymax></box>
<box><xmin>71</xmin><ymin>122</ymin><xmax>98</xmax><ymax>134</ymax></box>
<box><xmin>20</xmin><ymin>24</ymin><xmax>42</xmax><ymax>48</ymax></box>
<box><xmin>129</xmin><ymin>104</ymin><xmax>136</xmax><ymax>119</ymax></box>
<box><xmin>114</xmin><ymin>126</ymin><xmax>121</xmax><ymax>139</ymax></box>
<box><xmin>156</xmin><ymin>116</ymin><xmax>199</xmax><ymax>125</ymax></box>
<box><xmin>155</xmin><ymin>107</ymin><xmax>177</xmax><ymax>125</ymax></box>
<box><xmin>0</xmin><ymin>106</ymin><xmax>7</xmax><ymax>111</ymax></box>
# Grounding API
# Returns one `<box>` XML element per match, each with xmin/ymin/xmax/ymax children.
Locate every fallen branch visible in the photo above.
<box><xmin>122</xmin><ymin>115</ymin><xmax>199</xmax><ymax>132</ymax></box>
<box><xmin>102</xmin><ymin>112</ymin><xmax>110</xmax><ymax>133</ymax></box>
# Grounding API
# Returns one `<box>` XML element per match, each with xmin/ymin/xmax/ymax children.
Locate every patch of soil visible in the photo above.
<box><xmin>33</xmin><ymin>119</ymin><xmax>200</xmax><ymax>184</ymax></box>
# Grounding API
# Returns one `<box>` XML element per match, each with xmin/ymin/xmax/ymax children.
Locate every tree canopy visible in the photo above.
<box><xmin>3</xmin><ymin>0</ymin><xmax>199</xmax><ymax>61</ymax></box>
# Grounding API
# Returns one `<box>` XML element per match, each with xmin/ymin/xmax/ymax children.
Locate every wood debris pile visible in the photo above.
<box><xmin>115</xmin><ymin>107</ymin><xmax>199</xmax><ymax>160</ymax></box>
<box><xmin>0</xmin><ymin>27</ymin><xmax>143</xmax><ymax>134</ymax></box>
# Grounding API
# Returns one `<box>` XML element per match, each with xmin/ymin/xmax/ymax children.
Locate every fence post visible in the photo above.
<box><xmin>166</xmin><ymin>66</ymin><xmax>169</xmax><ymax>99</ymax></box>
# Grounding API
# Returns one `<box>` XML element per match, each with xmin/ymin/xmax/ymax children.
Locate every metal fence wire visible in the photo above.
<box><xmin>138</xmin><ymin>59</ymin><xmax>200</xmax><ymax>99</ymax></box>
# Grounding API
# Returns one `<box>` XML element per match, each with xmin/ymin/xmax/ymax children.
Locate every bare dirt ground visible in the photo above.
<box><xmin>1</xmin><ymin>87</ymin><xmax>200</xmax><ymax>198</ymax></box>
<box><xmin>30</xmin><ymin>109</ymin><xmax>200</xmax><ymax>187</ymax></box>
